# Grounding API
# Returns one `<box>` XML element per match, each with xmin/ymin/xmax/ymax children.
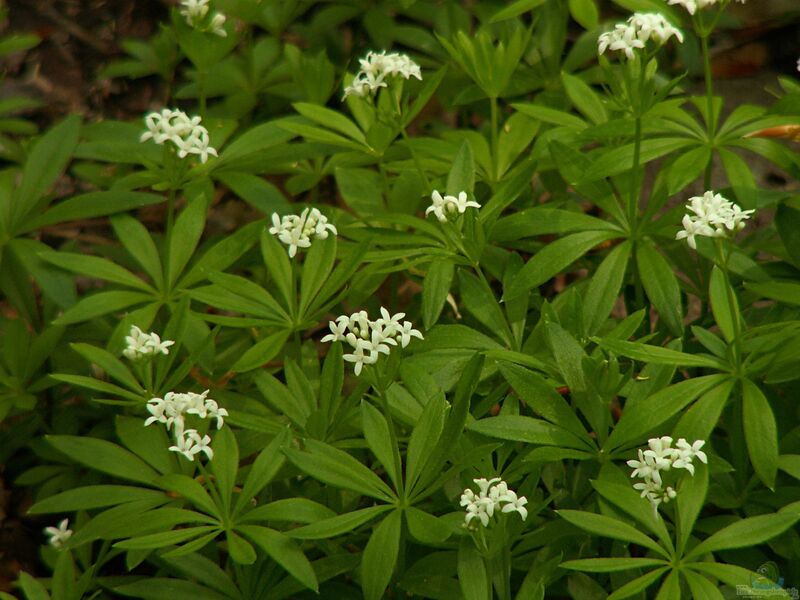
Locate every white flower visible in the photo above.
<box><xmin>598</xmin><ymin>13</ymin><xmax>683</xmax><ymax>61</ymax></box>
<box><xmin>425</xmin><ymin>190</ymin><xmax>481</xmax><ymax>222</ymax></box>
<box><xmin>460</xmin><ymin>477</ymin><xmax>527</xmax><ymax>528</ymax></box>
<box><xmin>140</xmin><ymin>109</ymin><xmax>217</xmax><ymax>163</ymax></box>
<box><xmin>269</xmin><ymin>208</ymin><xmax>337</xmax><ymax>258</ymax></box>
<box><xmin>343</xmin><ymin>50</ymin><xmax>422</xmax><ymax>99</ymax></box>
<box><xmin>667</xmin><ymin>0</ymin><xmax>746</xmax><ymax>16</ymax></box>
<box><xmin>180</xmin><ymin>0</ymin><xmax>227</xmax><ymax>37</ymax></box>
<box><xmin>44</xmin><ymin>519</ymin><xmax>73</xmax><ymax>549</ymax></box>
<box><xmin>676</xmin><ymin>190</ymin><xmax>754</xmax><ymax>249</ymax></box>
<box><xmin>123</xmin><ymin>325</ymin><xmax>175</xmax><ymax>360</ymax></box>
<box><xmin>145</xmin><ymin>389</ymin><xmax>225</xmax><ymax>460</ymax></box>
<box><xmin>170</xmin><ymin>429</ymin><xmax>214</xmax><ymax>461</ymax></box>
<box><xmin>322</xmin><ymin>307</ymin><xmax>423</xmax><ymax>376</ymax></box>
<box><xmin>628</xmin><ymin>437</ymin><xmax>708</xmax><ymax>517</ymax></box>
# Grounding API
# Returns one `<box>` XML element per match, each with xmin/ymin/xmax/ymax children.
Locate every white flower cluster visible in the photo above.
<box><xmin>598</xmin><ymin>13</ymin><xmax>684</xmax><ymax>60</ymax></box>
<box><xmin>627</xmin><ymin>436</ymin><xmax>708</xmax><ymax>516</ymax></box>
<box><xmin>321</xmin><ymin>308</ymin><xmax>423</xmax><ymax>375</ymax></box>
<box><xmin>425</xmin><ymin>190</ymin><xmax>481</xmax><ymax>223</ymax></box>
<box><xmin>343</xmin><ymin>50</ymin><xmax>422</xmax><ymax>99</ymax></box>
<box><xmin>675</xmin><ymin>190</ymin><xmax>754</xmax><ymax>250</ymax></box>
<box><xmin>269</xmin><ymin>207</ymin><xmax>337</xmax><ymax>258</ymax></box>
<box><xmin>145</xmin><ymin>390</ymin><xmax>228</xmax><ymax>461</ymax></box>
<box><xmin>44</xmin><ymin>518</ymin><xmax>73</xmax><ymax>549</ymax></box>
<box><xmin>140</xmin><ymin>108</ymin><xmax>218</xmax><ymax>163</ymax></box>
<box><xmin>123</xmin><ymin>325</ymin><xmax>175</xmax><ymax>361</ymax></box>
<box><xmin>667</xmin><ymin>0</ymin><xmax>746</xmax><ymax>16</ymax></box>
<box><xmin>460</xmin><ymin>477</ymin><xmax>528</xmax><ymax>528</ymax></box>
<box><xmin>180</xmin><ymin>0</ymin><xmax>227</xmax><ymax>37</ymax></box>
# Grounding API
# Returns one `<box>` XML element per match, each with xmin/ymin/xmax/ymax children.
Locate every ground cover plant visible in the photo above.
<box><xmin>2</xmin><ymin>0</ymin><xmax>800</xmax><ymax>598</ymax></box>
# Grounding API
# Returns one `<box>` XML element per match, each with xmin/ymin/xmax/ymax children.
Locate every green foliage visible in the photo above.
<box><xmin>4</xmin><ymin>1</ymin><xmax>800</xmax><ymax>599</ymax></box>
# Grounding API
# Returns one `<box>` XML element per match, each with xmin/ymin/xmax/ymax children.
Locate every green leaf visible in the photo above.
<box><xmin>673</xmin><ymin>379</ymin><xmax>735</xmax><ymax>442</ymax></box>
<box><xmin>498</xmin><ymin>361</ymin><xmax>590</xmax><ymax>444</ymax></box>
<box><xmin>568</xmin><ymin>0</ymin><xmax>599</xmax><ymax>29</ymax></box>
<box><xmin>512</xmin><ymin>103</ymin><xmax>586</xmax><ymax>129</ymax></box>
<box><xmin>709</xmin><ymin>266</ymin><xmax>739</xmax><ymax>344</ymax></box>
<box><xmin>69</xmin><ymin>343</ymin><xmax>143</xmax><ymax>392</ymax></box>
<box><xmin>111</xmin><ymin>214</ymin><xmax>164</xmax><ymax>289</ymax></box>
<box><xmin>446</xmin><ymin>140</ymin><xmax>475</xmax><ymax>195</ymax></box>
<box><xmin>745</xmin><ymin>280</ymin><xmax>800</xmax><ymax>305</ymax></box>
<box><xmin>115</xmin><ymin>526</ymin><xmax>218</xmax><ymax>550</ymax></box>
<box><xmin>230</xmin><ymin>331</ymin><xmax>289</xmax><ymax>372</ymax></box>
<box><xmin>597</xmin><ymin>338</ymin><xmax>725</xmax><ymax>369</ymax></box>
<box><xmin>236</xmin><ymin>428</ymin><xmax>289</xmax><ymax>514</ymax></box>
<box><xmin>227</xmin><ymin>531</ymin><xmax>256</xmax><ymax>565</ymax></box>
<box><xmin>114</xmin><ymin>577</ymin><xmax>231</xmax><ymax>600</ymax></box>
<box><xmin>46</xmin><ymin>435</ymin><xmax>159</xmax><ymax>484</ymax></box>
<box><xmin>458</xmin><ymin>538</ymin><xmax>490</xmax><ymax>600</ymax></box>
<box><xmin>361</xmin><ymin>511</ymin><xmax>402</xmax><ymax>600</ymax></box>
<box><xmin>491</xmin><ymin>208</ymin><xmax>619</xmax><ymax>242</ymax></box>
<box><xmin>285</xmin><ymin>439</ymin><xmax>396</xmax><ymax>502</ymax></box>
<box><xmin>28</xmin><ymin>485</ymin><xmax>164</xmax><ymax>514</ymax></box>
<box><xmin>25</xmin><ymin>191</ymin><xmax>164</xmax><ymax>232</ymax></box>
<box><xmin>636</xmin><ymin>242</ymin><xmax>683</xmax><ymax>336</ymax></box>
<box><xmin>116</xmin><ymin>415</ymin><xmax>177</xmax><ymax>475</ymax></box>
<box><xmin>241</xmin><ymin>498</ymin><xmax>335</xmax><ymax>525</ymax></box>
<box><xmin>505</xmin><ymin>230</ymin><xmax>617</xmax><ymax>300</ymax></box>
<box><xmin>676</xmin><ymin>463</ymin><xmax>708</xmax><ymax>555</ymax></box>
<box><xmin>562</xmin><ymin>72</ymin><xmax>607</xmax><ymax>124</ymax></box>
<box><xmin>167</xmin><ymin>197</ymin><xmax>208</xmax><ymax>288</ymax></box>
<box><xmin>742</xmin><ymin>378</ymin><xmax>778</xmax><ymax>490</ymax></box>
<box><xmin>293</xmin><ymin>102</ymin><xmax>365</xmax><ymax>143</ymax></box>
<box><xmin>581</xmin><ymin>138</ymin><xmax>691</xmax><ymax>183</ymax></box>
<box><xmin>40</xmin><ymin>251</ymin><xmax>153</xmax><ymax>293</ymax></box>
<box><xmin>583</xmin><ymin>241</ymin><xmax>631</xmax><ymax>336</ymax></box>
<box><xmin>334</xmin><ymin>167</ymin><xmax>383</xmax><ymax>214</ymax></box>
<box><xmin>12</xmin><ymin>116</ymin><xmax>80</xmax><ymax>227</ymax></box>
<box><xmin>156</xmin><ymin>475</ymin><xmax>218</xmax><ymax>517</ymax></box>
<box><xmin>776</xmin><ymin>202</ymin><xmax>800</xmax><ymax>268</ymax></box>
<box><xmin>179</xmin><ymin>220</ymin><xmax>262</xmax><ymax>289</ymax></box>
<box><xmin>685</xmin><ymin>511</ymin><xmax>799</xmax><ymax>560</ymax></box>
<box><xmin>405</xmin><ymin>393</ymin><xmax>446</xmax><ymax>493</ymax></box>
<box><xmin>52</xmin><ymin>290</ymin><xmax>152</xmax><ymax>326</ymax></box>
<box><xmin>561</xmin><ymin>557</ymin><xmax>667</xmax><ymax>572</ymax></box>
<box><xmin>238</xmin><ymin>525</ymin><xmax>318</xmax><ymax>592</ymax></box>
<box><xmin>422</xmin><ymin>259</ymin><xmax>454</xmax><ymax>330</ymax></box>
<box><xmin>17</xmin><ymin>572</ymin><xmax>51</xmax><ymax>600</ymax></box>
<box><xmin>605</xmin><ymin>375</ymin><xmax>727</xmax><ymax>451</ymax></box>
<box><xmin>361</xmin><ymin>401</ymin><xmax>401</xmax><ymax>492</ymax></box>
<box><xmin>404</xmin><ymin>507</ymin><xmax>452</xmax><ymax>544</ymax></box>
<box><xmin>260</xmin><ymin>229</ymin><xmax>293</xmax><ymax>310</ymax></box>
<box><xmin>606</xmin><ymin>568</ymin><xmax>669</xmax><ymax>599</ymax></box>
<box><xmin>287</xmin><ymin>505</ymin><xmax>392</xmax><ymax>540</ymax></box>
<box><xmin>298</xmin><ymin>235</ymin><xmax>336</xmax><ymax>317</ymax></box>
<box><xmin>591</xmin><ymin>480</ymin><xmax>672</xmax><ymax>551</ymax></box>
<box><xmin>490</xmin><ymin>0</ymin><xmax>548</xmax><ymax>23</ymax></box>
<box><xmin>682</xmin><ymin>569</ymin><xmax>726</xmax><ymax>600</ymax></box>
<box><xmin>467</xmin><ymin>415</ymin><xmax>588</xmax><ymax>449</ymax></box>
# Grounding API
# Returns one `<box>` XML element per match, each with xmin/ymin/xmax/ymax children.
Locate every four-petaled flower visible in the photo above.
<box><xmin>44</xmin><ymin>519</ymin><xmax>73</xmax><ymax>549</ymax></box>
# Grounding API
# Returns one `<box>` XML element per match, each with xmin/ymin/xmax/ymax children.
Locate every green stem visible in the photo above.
<box><xmin>714</xmin><ymin>239</ymin><xmax>743</xmax><ymax>364</ymax></box>
<box><xmin>400</xmin><ymin>126</ymin><xmax>431</xmax><ymax>192</ymax></box>
<box><xmin>197</xmin><ymin>67</ymin><xmax>208</xmax><ymax>119</ymax></box>
<box><xmin>490</xmin><ymin>95</ymin><xmax>499</xmax><ymax>183</ymax></box>
<box><xmin>629</xmin><ymin>116</ymin><xmax>642</xmax><ymax>228</ymax></box>
<box><xmin>700</xmin><ymin>33</ymin><xmax>715</xmax><ymax>189</ymax></box>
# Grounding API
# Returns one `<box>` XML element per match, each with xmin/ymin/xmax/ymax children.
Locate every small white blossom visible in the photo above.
<box><xmin>667</xmin><ymin>0</ymin><xmax>746</xmax><ymax>16</ymax></box>
<box><xmin>44</xmin><ymin>519</ymin><xmax>73</xmax><ymax>549</ymax></box>
<box><xmin>322</xmin><ymin>308</ymin><xmax>423</xmax><ymax>376</ymax></box>
<box><xmin>269</xmin><ymin>208</ymin><xmax>337</xmax><ymax>258</ymax></box>
<box><xmin>123</xmin><ymin>325</ymin><xmax>175</xmax><ymax>360</ymax></box>
<box><xmin>145</xmin><ymin>389</ymin><xmax>226</xmax><ymax>461</ymax></box>
<box><xmin>343</xmin><ymin>50</ymin><xmax>422</xmax><ymax>99</ymax></box>
<box><xmin>598</xmin><ymin>13</ymin><xmax>683</xmax><ymax>61</ymax></box>
<box><xmin>628</xmin><ymin>436</ymin><xmax>707</xmax><ymax>517</ymax></box>
<box><xmin>140</xmin><ymin>109</ymin><xmax>217</xmax><ymax>163</ymax></box>
<box><xmin>180</xmin><ymin>0</ymin><xmax>227</xmax><ymax>37</ymax></box>
<box><xmin>460</xmin><ymin>477</ymin><xmax>527</xmax><ymax>528</ymax></box>
<box><xmin>169</xmin><ymin>429</ymin><xmax>214</xmax><ymax>461</ymax></box>
<box><xmin>425</xmin><ymin>190</ymin><xmax>481</xmax><ymax>223</ymax></box>
<box><xmin>676</xmin><ymin>190</ymin><xmax>754</xmax><ymax>249</ymax></box>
